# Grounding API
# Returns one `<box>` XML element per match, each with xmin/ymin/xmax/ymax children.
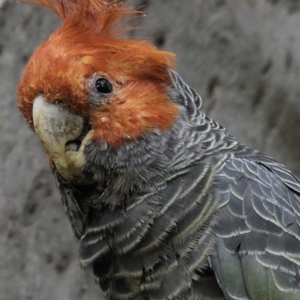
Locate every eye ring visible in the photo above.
<box><xmin>94</xmin><ymin>77</ymin><xmax>113</xmax><ymax>95</ymax></box>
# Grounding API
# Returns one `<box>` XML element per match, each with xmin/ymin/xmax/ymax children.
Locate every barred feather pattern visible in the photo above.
<box><xmin>211</xmin><ymin>154</ymin><xmax>300</xmax><ymax>300</ymax></box>
<box><xmin>54</xmin><ymin>70</ymin><xmax>300</xmax><ymax>299</ymax></box>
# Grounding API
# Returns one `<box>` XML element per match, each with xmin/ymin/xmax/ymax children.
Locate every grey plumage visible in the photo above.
<box><xmin>53</xmin><ymin>70</ymin><xmax>300</xmax><ymax>299</ymax></box>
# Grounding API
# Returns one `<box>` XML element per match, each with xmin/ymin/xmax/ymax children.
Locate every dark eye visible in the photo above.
<box><xmin>95</xmin><ymin>77</ymin><xmax>113</xmax><ymax>94</ymax></box>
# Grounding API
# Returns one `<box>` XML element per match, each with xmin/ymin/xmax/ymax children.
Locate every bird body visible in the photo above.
<box><xmin>18</xmin><ymin>1</ymin><xmax>300</xmax><ymax>299</ymax></box>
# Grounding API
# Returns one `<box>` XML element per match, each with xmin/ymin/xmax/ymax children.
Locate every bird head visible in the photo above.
<box><xmin>18</xmin><ymin>0</ymin><xmax>178</xmax><ymax>183</ymax></box>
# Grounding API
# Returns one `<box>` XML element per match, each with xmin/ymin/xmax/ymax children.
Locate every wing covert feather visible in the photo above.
<box><xmin>212</xmin><ymin>157</ymin><xmax>300</xmax><ymax>299</ymax></box>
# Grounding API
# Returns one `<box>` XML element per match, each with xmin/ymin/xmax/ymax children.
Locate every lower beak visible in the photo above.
<box><xmin>32</xmin><ymin>95</ymin><xmax>92</xmax><ymax>183</ymax></box>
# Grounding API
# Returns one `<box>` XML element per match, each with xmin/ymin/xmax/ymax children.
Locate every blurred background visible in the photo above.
<box><xmin>1</xmin><ymin>0</ymin><xmax>300</xmax><ymax>299</ymax></box>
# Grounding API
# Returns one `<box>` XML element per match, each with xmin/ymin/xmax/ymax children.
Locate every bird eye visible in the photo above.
<box><xmin>95</xmin><ymin>77</ymin><xmax>113</xmax><ymax>94</ymax></box>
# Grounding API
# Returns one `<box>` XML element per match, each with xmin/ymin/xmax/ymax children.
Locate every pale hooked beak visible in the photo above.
<box><xmin>32</xmin><ymin>95</ymin><xmax>93</xmax><ymax>183</ymax></box>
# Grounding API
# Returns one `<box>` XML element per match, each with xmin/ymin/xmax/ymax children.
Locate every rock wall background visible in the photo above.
<box><xmin>1</xmin><ymin>0</ymin><xmax>300</xmax><ymax>299</ymax></box>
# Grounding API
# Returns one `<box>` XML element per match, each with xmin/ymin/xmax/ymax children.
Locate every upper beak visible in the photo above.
<box><xmin>32</xmin><ymin>95</ymin><xmax>92</xmax><ymax>183</ymax></box>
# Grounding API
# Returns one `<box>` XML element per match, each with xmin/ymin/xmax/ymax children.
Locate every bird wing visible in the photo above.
<box><xmin>211</xmin><ymin>155</ymin><xmax>300</xmax><ymax>300</ymax></box>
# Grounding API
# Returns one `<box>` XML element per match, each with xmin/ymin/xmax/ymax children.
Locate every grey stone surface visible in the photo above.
<box><xmin>1</xmin><ymin>0</ymin><xmax>300</xmax><ymax>299</ymax></box>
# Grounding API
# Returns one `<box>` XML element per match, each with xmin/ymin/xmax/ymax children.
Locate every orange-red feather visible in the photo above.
<box><xmin>18</xmin><ymin>0</ymin><xmax>178</xmax><ymax>146</ymax></box>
